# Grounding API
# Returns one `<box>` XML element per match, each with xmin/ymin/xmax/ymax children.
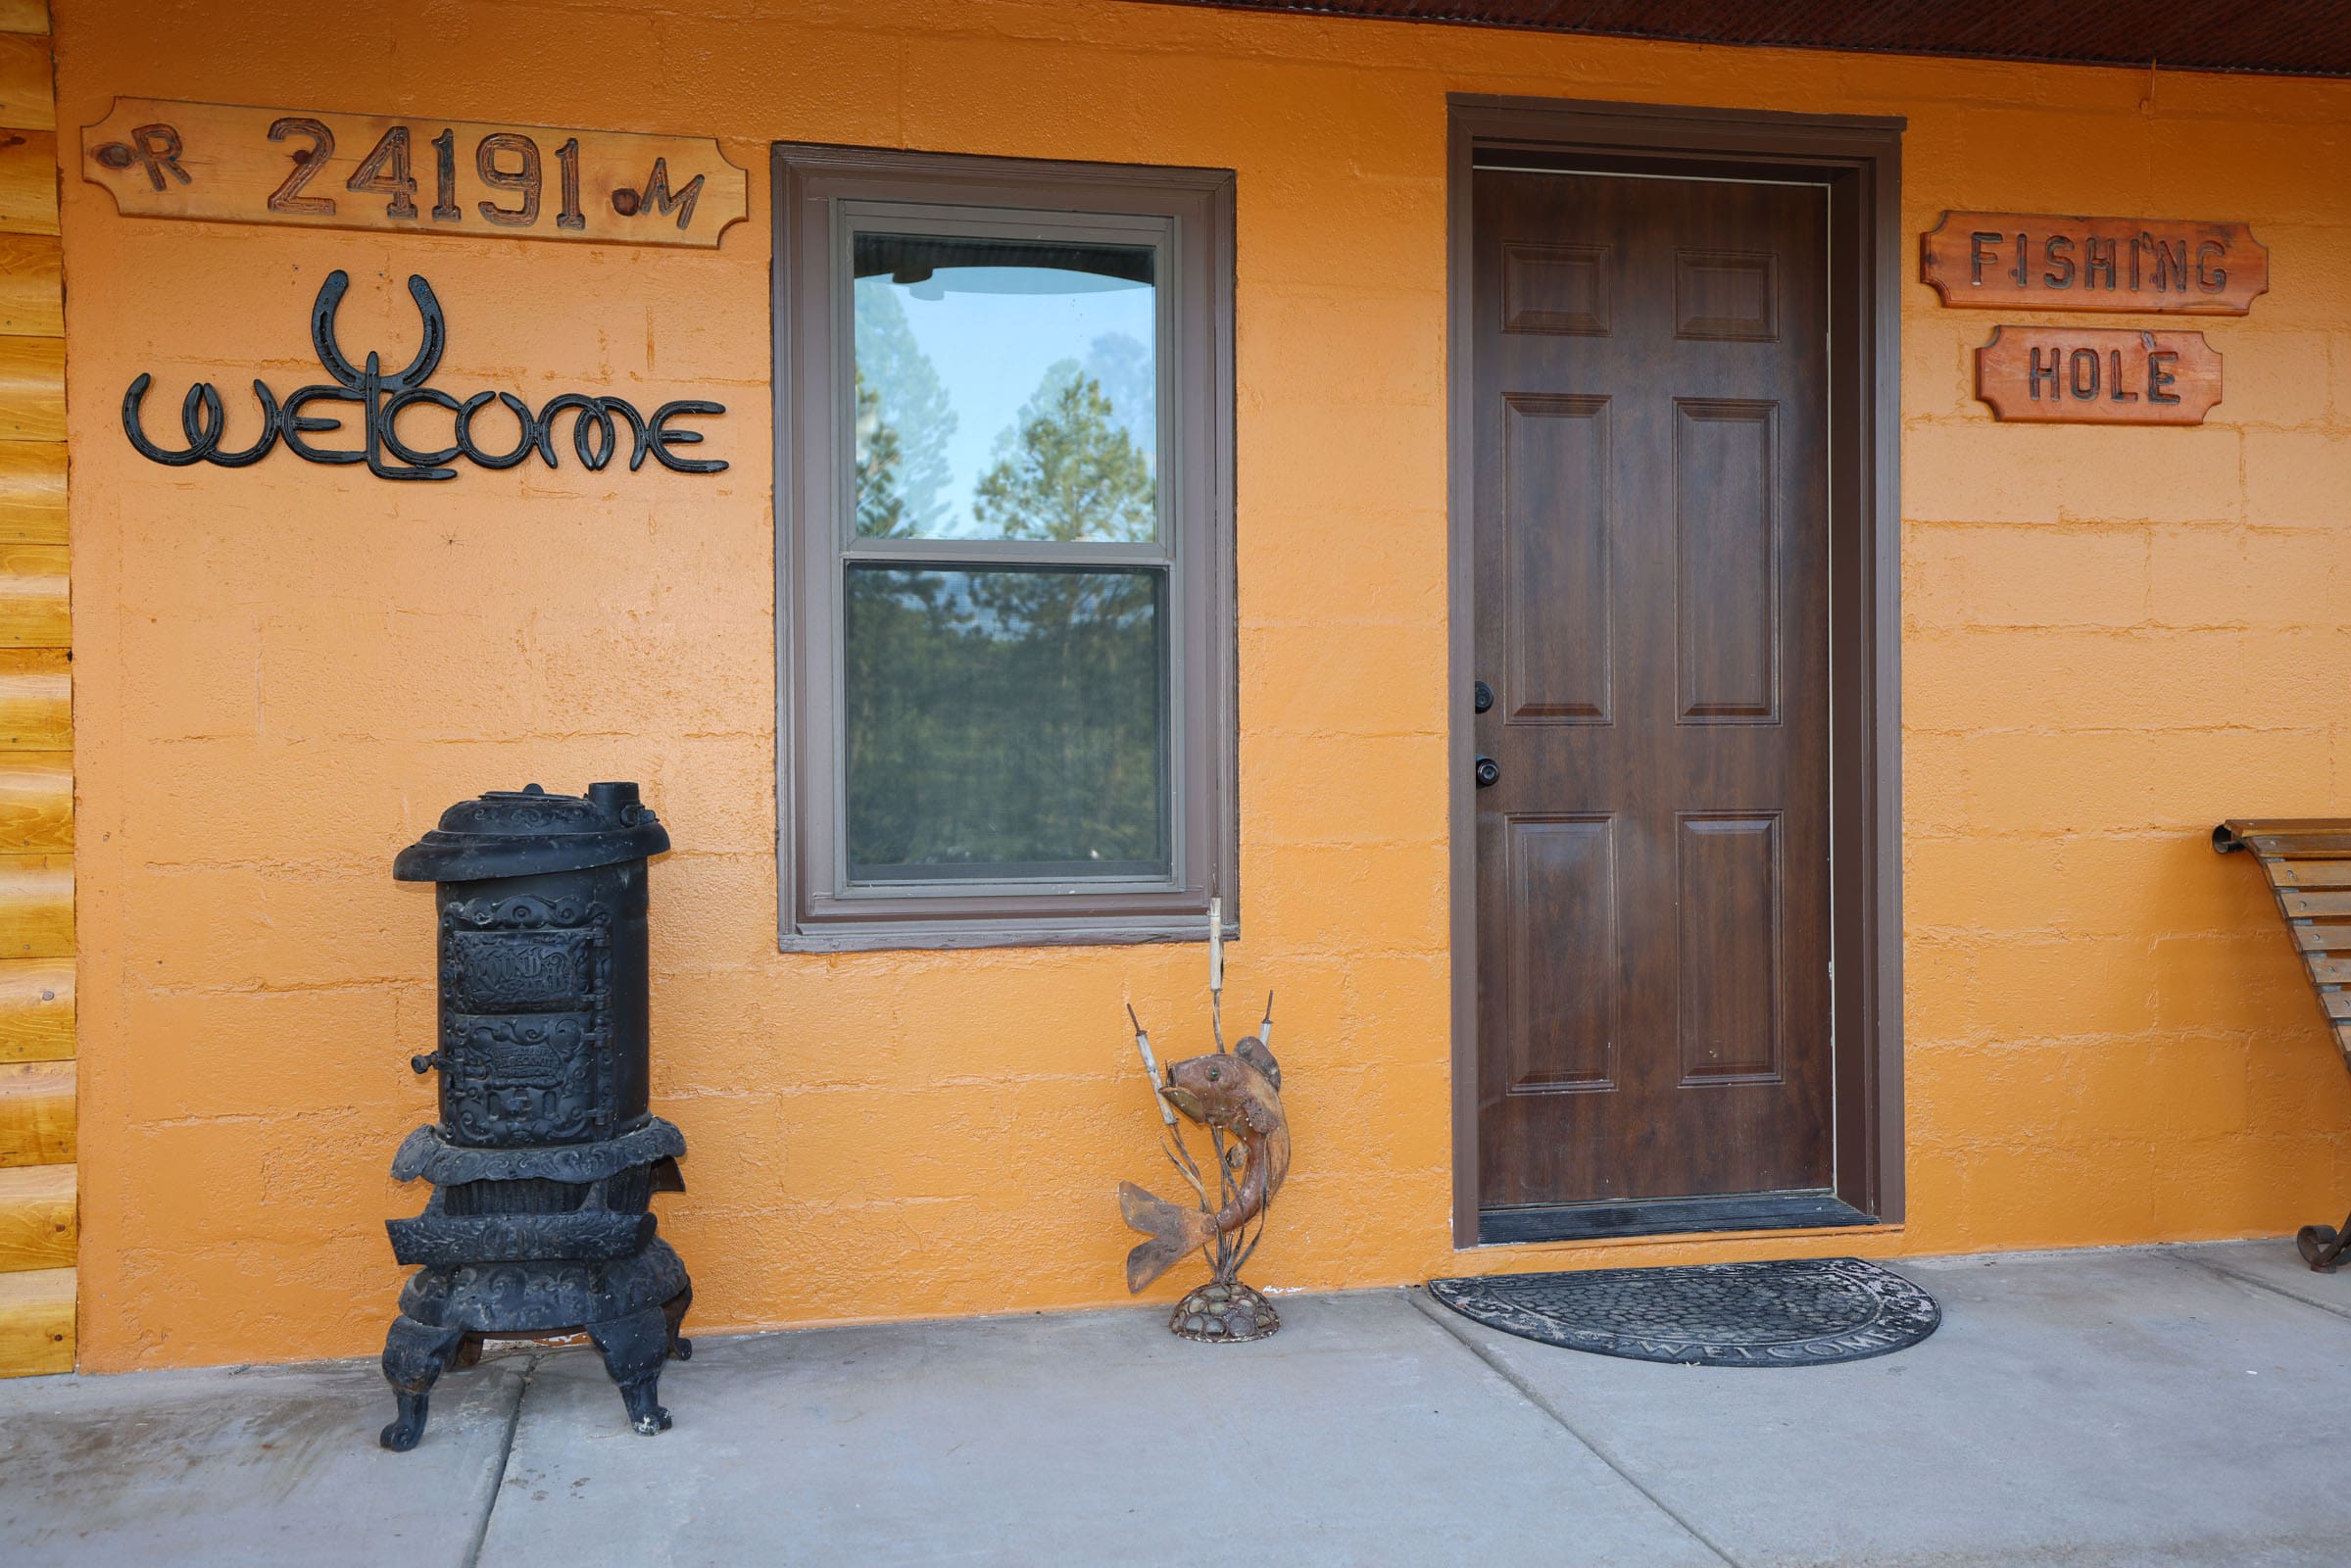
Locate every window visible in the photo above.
<box><xmin>775</xmin><ymin>146</ymin><xmax>1235</xmax><ymax>950</ymax></box>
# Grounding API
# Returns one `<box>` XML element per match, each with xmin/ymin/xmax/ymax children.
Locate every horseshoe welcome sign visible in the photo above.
<box><xmin>89</xmin><ymin>99</ymin><xmax>741</xmax><ymax>480</ymax></box>
<box><xmin>121</xmin><ymin>270</ymin><xmax>727</xmax><ymax>481</ymax></box>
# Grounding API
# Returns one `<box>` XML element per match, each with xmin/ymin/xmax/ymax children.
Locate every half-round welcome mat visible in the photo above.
<box><xmin>1427</xmin><ymin>1256</ymin><xmax>1939</xmax><ymax>1367</ymax></box>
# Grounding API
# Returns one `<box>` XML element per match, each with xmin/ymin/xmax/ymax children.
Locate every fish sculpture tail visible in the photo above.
<box><xmin>1119</xmin><ymin>1180</ymin><xmax>1212</xmax><ymax>1293</ymax></box>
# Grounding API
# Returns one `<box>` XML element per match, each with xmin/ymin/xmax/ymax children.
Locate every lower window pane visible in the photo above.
<box><xmin>844</xmin><ymin>565</ymin><xmax>1169</xmax><ymax>883</ymax></box>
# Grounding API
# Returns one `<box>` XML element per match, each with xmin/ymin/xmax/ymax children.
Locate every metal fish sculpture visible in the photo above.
<box><xmin>1119</xmin><ymin>1035</ymin><xmax>1290</xmax><ymax>1293</ymax></box>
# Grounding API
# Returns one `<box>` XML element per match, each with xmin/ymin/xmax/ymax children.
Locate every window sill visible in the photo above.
<box><xmin>778</xmin><ymin>914</ymin><xmax>1237</xmax><ymax>955</ymax></box>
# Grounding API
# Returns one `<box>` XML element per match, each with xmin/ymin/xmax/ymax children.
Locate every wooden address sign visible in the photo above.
<box><xmin>1923</xmin><ymin>212</ymin><xmax>2268</xmax><ymax>315</ymax></box>
<box><xmin>1974</xmin><ymin>327</ymin><xmax>2222</xmax><ymax>425</ymax></box>
<box><xmin>80</xmin><ymin>98</ymin><xmax>749</xmax><ymax>249</ymax></box>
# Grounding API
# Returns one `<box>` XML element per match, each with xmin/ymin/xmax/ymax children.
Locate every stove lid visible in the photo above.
<box><xmin>393</xmin><ymin>781</ymin><xmax>671</xmax><ymax>882</ymax></box>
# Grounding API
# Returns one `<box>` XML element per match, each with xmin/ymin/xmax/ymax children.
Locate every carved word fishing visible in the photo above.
<box><xmin>121</xmin><ymin>269</ymin><xmax>727</xmax><ymax>480</ymax></box>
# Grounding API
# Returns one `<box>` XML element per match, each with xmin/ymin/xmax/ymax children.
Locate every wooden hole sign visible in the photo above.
<box><xmin>1973</xmin><ymin>327</ymin><xmax>2222</xmax><ymax>425</ymax></box>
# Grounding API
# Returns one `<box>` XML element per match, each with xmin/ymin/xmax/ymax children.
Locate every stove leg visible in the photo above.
<box><xmin>662</xmin><ymin>1284</ymin><xmax>694</xmax><ymax>1362</ymax></box>
<box><xmin>588</xmin><ymin>1306</ymin><xmax>673</xmax><ymax>1436</ymax></box>
<box><xmin>379</xmin><ymin>1314</ymin><xmax>467</xmax><ymax>1452</ymax></box>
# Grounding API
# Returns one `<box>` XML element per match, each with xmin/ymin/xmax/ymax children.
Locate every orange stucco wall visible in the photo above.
<box><xmin>51</xmin><ymin>0</ymin><xmax>2351</xmax><ymax>1370</ymax></box>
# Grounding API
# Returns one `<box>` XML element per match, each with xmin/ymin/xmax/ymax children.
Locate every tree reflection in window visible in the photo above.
<box><xmin>845</xmin><ymin>564</ymin><xmax>1166</xmax><ymax>880</ymax></box>
<box><xmin>851</xmin><ymin>233</ymin><xmax>1156</xmax><ymax>541</ymax></box>
<box><xmin>974</xmin><ymin>368</ymin><xmax>1154</xmax><ymax>543</ymax></box>
<box><xmin>853</xmin><ymin>281</ymin><xmax>955</xmax><ymax>538</ymax></box>
<box><xmin>844</xmin><ymin>231</ymin><xmax>1169</xmax><ymax>884</ymax></box>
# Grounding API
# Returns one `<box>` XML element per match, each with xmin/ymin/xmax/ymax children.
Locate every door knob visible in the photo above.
<box><xmin>1473</xmin><ymin>680</ymin><xmax>1494</xmax><ymax>713</ymax></box>
<box><xmin>1475</xmin><ymin>756</ymin><xmax>1500</xmax><ymax>788</ymax></box>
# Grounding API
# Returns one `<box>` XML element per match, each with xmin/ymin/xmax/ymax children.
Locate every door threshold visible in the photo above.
<box><xmin>1478</xmin><ymin>1192</ymin><xmax>1876</xmax><ymax>1246</ymax></box>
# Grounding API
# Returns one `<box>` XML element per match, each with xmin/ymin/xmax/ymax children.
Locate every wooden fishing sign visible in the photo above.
<box><xmin>80</xmin><ymin>99</ymin><xmax>749</xmax><ymax>250</ymax></box>
<box><xmin>1973</xmin><ymin>326</ymin><xmax>2223</xmax><ymax>426</ymax></box>
<box><xmin>1922</xmin><ymin>212</ymin><xmax>2268</xmax><ymax>316</ymax></box>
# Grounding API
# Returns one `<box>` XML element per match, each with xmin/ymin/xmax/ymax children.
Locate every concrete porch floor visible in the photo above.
<box><xmin>2</xmin><ymin>1241</ymin><xmax>2347</xmax><ymax>1567</ymax></box>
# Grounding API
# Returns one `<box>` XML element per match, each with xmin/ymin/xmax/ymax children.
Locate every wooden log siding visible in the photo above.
<box><xmin>0</xmin><ymin>0</ymin><xmax>66</xmax><ymax>1378</ymax></box>
<box><xmin>0</xmin><ymin>1059</ymin><xmax>71</xmax><ymax>1162</ymax></box>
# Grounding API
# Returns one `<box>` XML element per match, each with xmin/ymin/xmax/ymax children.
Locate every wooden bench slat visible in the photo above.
<box><xmin>2226</xmin><ymin>818</ymin><xmax>2351</xmax><ymax>837</ymax></box>
<box><xmin>2250</xmin><ymin>835</ymin><xmax>2351</xmax><ymax>857</ymax></box>
<box><xmin>2269</xmin><ymin>861</ymin><xmax>2351</xmax><ymax>889</ymax></box>
<box><xmin>2280</xmin><ymin>891</ymin><xmax>2351</xmax><ymax>916</ymax></box>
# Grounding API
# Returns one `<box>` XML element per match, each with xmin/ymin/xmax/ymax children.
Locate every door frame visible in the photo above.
<box><xmin>1445</xmin><ymin>94</ymin><xmax>1906</xmax><ymax>1247</ymax></box>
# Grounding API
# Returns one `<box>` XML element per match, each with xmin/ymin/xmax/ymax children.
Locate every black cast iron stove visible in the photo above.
<box><xmin>377</xmin><ymin>781</ymin><xmax>694</xmax><ymax>1450</ymax></box>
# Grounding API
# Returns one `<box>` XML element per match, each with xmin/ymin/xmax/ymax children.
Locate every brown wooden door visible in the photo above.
<box><xmin>1472</xmin><ymin>167</ymin><xmax>1832</xmax><ymax>1215</ymax></box>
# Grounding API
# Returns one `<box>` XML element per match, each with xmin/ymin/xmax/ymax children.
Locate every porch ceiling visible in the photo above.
<box><xmin>1134</xmin><ymin>0</ymin><xmax>2351</xmax><ymax>78</ymax></box>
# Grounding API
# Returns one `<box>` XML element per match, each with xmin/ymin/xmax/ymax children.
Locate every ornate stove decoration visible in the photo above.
<box><xmin>377</xmin><ymin>781</ymin><xmax>694</xmax><ymax>1450</ymax></box>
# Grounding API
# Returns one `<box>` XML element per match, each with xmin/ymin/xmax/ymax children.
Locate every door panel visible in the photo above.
<box><xmin>1674</xmin><ymin>400</ymin><xmax>1780</xmax><ymax>722</ymax></box>
<box><xmin>1504</xmin><ymin>815</ymin><xmax>1620</xmax><ymax>1094</ymax></box>
<box><xmin>1676</xmin><ymin>810</ymin><xmax>1784</xmax><ymax>1084</ymax></box>
<box><xmin>1473</xmin><ymin>168</ymin><xmax>1832</xmax><ymax>1215</ymax></box>
<box><xmin>1502</xmin><ymin>395</ymin><xmax>1613</xmax><ymax>723</ymax></box>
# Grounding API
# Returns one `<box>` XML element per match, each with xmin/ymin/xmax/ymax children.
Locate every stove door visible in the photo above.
<box><xmin>438</xmin><ymin>920</ymin><xmax>612</xmax><ymax>1146</ymax></box>
<box><xmin>442</xmin><ymin>1011</ymin><xmax>607</xmax><ymax>1146</ymax></box>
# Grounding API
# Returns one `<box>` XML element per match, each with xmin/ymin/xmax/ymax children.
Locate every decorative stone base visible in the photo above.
<box><xmin>1168</xmin><ymin>1280</ymin><xmax>1279</xmax><ymax>1343</ymax></box>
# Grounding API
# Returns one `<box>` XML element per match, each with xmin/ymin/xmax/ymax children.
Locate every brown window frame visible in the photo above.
<box><xmin>773</xmin><ymin>144</ymin><xmax>1237</xmax><ymax>953</ymax></box>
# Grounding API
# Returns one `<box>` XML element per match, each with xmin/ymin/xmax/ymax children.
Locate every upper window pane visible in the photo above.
<box><xmin>852</xmin><ymin>232</ymin><xmax>1158</xmax><ymax>542</ymax></box>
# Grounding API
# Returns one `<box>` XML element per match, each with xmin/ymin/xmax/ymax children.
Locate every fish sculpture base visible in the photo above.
<box><xmin>1169</xmin><ymin>1279</ymin><xmax>1280</xmax><ymax>1343</ymax></box>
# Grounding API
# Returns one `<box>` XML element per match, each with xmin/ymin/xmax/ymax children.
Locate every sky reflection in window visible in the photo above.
<box><xmin>852</xmin><ymin>233</ymin><xmax>1157</xmax><ymax>542</ymax></box>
